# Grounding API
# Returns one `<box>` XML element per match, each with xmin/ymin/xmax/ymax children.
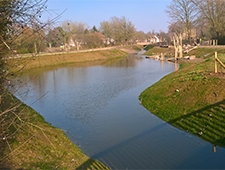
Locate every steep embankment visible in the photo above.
<box><xmin>6</xmin><ymin>49</ymin><xmax>128</xmax><ymax>73</ymax></box>
<box><xmin>140</xmin><ymin>46</ymin><xmax>225</xmax><ymax>147</ymax></box>
<box><xmin>1</xmin><ymin>48</ymin><xmax>134</xmax><ymax>169</ymax></box>
<box><xmin>0</xmin><ymin>89</ymin><xmax>109</xmax><ymax>169</ymax></box>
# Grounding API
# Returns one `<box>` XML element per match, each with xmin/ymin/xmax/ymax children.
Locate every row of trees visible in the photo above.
<box><xmin>5</xmin><ymin>16</ymin><xmax>170</xmax><ymax>53</ymax></box>
<box><xmin>3</xmin><ymin>1</ymin><xmax>225</xmax><ymax>55</ymax></box>
<box><xmin>166</xmin><ymin>0</ymin><xmax>225</xmax><ymax>44</ymax></box>
<box><xmin>47</xmin><ymin>22</ymin><xmax>105</xmax><ymax>50</ymax></box>
<box><xmin>46</xmin><ymin>17</ymin><xmax>150</xmax><ymax>51</ymax></box>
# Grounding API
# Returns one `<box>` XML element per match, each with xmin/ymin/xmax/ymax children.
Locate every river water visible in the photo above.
<box><xmin>13</xmin><ymin>53</ymin><xmax>225</xmax><ymax>169</ymax></box>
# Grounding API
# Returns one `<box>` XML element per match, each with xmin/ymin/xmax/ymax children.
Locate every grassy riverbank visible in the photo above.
<box><xmin>6</xmin><ymin>49</ymin><xmax>129</xmax><ymax>73</ymax></box>
<box><xmin>140</xmin><ymin>46</ymin><xmax>225</xmax><ymax>147</ymax></box>
<box><xmin>1</xmin><ymin>47</ymin><xmax>138</xmax><ymax>169</ymax></box>
<box><xmin>0</xmin><ymin>90</ymin><xmax>109</xmax><ymax>169</ymax></box>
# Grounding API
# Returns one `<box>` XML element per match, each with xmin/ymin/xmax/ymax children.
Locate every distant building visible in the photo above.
<box><xmin>69</xmin><ymin>38</ymin><xmax>75</xmax><ymax>47</ymax></box>
<box><xmin>148</xmin><ymin>35</ymin><xmax>160</xmax><ymax>44</ymax></box>
<box><xmin>103</xmin><ymin>38</ymin><xmax>115</xmax><ymax>45</ymax></box>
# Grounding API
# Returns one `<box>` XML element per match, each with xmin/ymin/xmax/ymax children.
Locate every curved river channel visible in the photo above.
<box><xmin>13</xmin><ymin>53</ymin><xmax>225</xmax><ymax>169</ymax></box>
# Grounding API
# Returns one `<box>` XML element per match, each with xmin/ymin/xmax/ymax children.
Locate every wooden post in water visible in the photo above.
<box><xmin>213</xmin><ymin>145</ymin><xmax>217</xmax><ymax>153</ymax></box>
<box><xmin>215</xmin><ymin>52</ymin><xmax>218</xmax><ymax>73</ymax></box>
<box><xmin>161</xmin><ymin>53</ymin><xmax>164</xmax><ymax>61</ymax></box>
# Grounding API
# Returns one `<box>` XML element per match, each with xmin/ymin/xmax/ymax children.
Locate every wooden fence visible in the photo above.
<box><xmin>214</xmin><ymin>52</ymin><xmax>225</xmax><ymax>73</ymax></box>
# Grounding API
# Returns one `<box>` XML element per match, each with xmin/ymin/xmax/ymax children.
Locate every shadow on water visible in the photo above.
<box><xmin>76</xmin><ymin>98</ymin><xmax>225</xmax><ymax>169</ymax></box>
<box><xmin>168</xmin><ymin>99</ymin><xmax>225</xmax><ymax>148</ymax></box>
<box><xmin>91</xmin><ymin>124</ymin><xmax>166</xmax><ymax>159</ymax></box>
<box><xmin>77</xmin><ymin>123</ymin><xmax>168</xmax><ymax>169</ymax></box>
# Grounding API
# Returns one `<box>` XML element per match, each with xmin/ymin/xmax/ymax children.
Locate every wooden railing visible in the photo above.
<box><xmin>214</xmin><ymin>52</ymin><xmax>225</xmax><ymax>73</ymax></box>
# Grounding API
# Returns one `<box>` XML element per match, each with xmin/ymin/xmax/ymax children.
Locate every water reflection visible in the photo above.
<box><xmin>13</xmin><ymin>55</ymin><xmax>225</xmax><ymax>169</ymax></box>
<box><xmin>213</xmin><ymin>145</ymin><xmax>217</xmax><ymax>153</ymax></box>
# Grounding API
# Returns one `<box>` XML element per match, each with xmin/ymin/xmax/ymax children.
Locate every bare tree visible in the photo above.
<box><xmin>73</xmin><ymin>22</ymin><xmax>89</xmax><ymax>50</ymax></box>
<box><xmin>166</xmin><ymin>0</ymin><xmax>198</xmax><ymax>43</ymax></box>
<box><xmin>46</xmin><ymin>26</ymin><xmax>67</xmax><ymax>48</ymax></box>
<box><xmin>84</xmin><ymin>32</ymin><xmax>105</xmax><ymax>48</ymax></box>
<box><xmin>133</xmin><ymin>31</ymin><xmax>147</xmax><ymax>43</ymax></box>
<box><xmin>61</xmin><ymin>21</ymin><xmax>89</xmax><ymax>50</ymax></box>
<box><xmin>0</xmin><ymin>0</ymin><xmax>51</xmax><ymax>85</ymax></box>
<box><xmin>0</xmin><ymin>0</ymin><xmax>48</xmax><ymax>45</ymax></box>
<box><xmin>111</xmin><ymin>16</ymin><xmax>136</xmax><ymax>45</ymax></box>
<box><xmin>100</xmin><ymin>16</ymin><xmax>136</xmax><ymax>45</ymax></box>
<box><xmin>0</xmin><ymin>0</ymin><xmax>64</xmax><ymax>168</ymax></box>
<box><xmin>192</xmin><ymin>0</ymin><xmax>225</xmax><ymax>42</ymax></box>
<box><xmin>168</xmin><ymin>21</ymin><xmax>184</xmax><ymax>35</ymax></box>
<box><xmin>145</xmin><ymin>31</ymin><xmax>153</xmax><ymax>42</ymax></box>
<box><xmin>99</xmin><ymin>21</ymin><xmax>114</xmax><ymax>45</ymax></box>
<box><xmin>158</xmin><ymin>30</ymin><xmax>170</xmax><ymax>43</ymax></box>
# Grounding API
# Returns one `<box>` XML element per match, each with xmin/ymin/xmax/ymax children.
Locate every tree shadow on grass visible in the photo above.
<box><xmin>76</xmin><ymin>158</ymin><xmax>109</xmax><ymax>170</ymax></box>
<box><xmin>168</xmin><ymin>99</ymin><xmax>225</xmax><ymax>147</ymax></box>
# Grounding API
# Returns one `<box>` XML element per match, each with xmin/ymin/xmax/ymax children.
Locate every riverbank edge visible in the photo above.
<box><xmin>1</xmin><ymin>90</ymin><xmax>110</xmax><ymax>169</ymax></box>
<box><xmin>139</xmin><ymin>46</ymin><xmax>225</xmax><ymax>148</ymax></box>
<box><xmin>2</xmin><ymin>47</ymin><xmax>139</xmax><ymax>169</ymax></box>
<box><xmin>6</xmin><ymin>48</ymin><xmax>130</xmax><ymax>73</ymax></box>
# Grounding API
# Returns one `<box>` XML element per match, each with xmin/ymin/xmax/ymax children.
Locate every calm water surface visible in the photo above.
<box><xmin>14</xmin><ymin>54</ymin><xmax>225</xmax><ymax>169</ymax></box>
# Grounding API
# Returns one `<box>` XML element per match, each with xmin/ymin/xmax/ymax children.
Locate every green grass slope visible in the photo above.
<box><xmin>140</xmin><ymin>48</ymin><xmax>225</xmax><ymax>147</ymax></box>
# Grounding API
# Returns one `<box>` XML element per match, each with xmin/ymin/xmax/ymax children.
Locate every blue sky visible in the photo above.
<box><xmin>44</xmin><ymin>0</ymin><xmax>171</xmax><ymax>33</ymax></box>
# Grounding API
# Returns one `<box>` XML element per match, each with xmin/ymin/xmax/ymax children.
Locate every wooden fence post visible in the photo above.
<box><xmin>179</xmin><ymin>34</ymin><xmax>183</xmax><ymax>58</ymax></box>
<box><xmin>215</xmin><ymin>52</ymin><xmax>218</xmax><ymax>73</ymax></box>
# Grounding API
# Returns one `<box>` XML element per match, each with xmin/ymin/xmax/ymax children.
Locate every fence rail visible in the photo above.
<box><xmin>214</xmin><ymin>52</ymin><xmax>225</xmax><ymax>73</ymax></box>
